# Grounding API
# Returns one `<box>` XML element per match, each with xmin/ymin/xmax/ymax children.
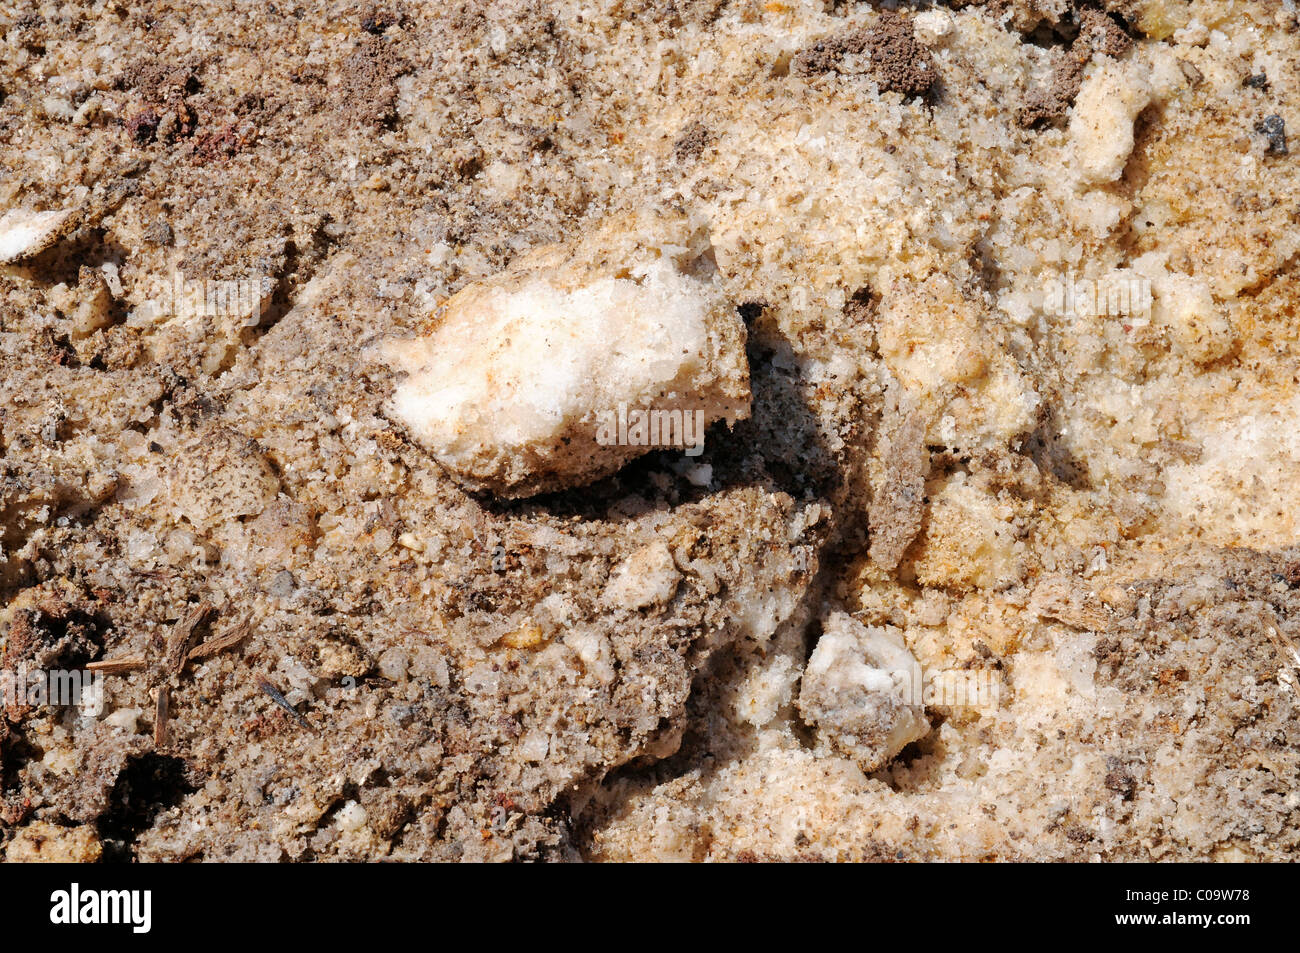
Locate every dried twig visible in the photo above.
<box><xmin>255</xmin><ymin>677</ymin><xmax>316</xmax><ymax>733</ymax></box>
<box><xmin>164</xmin><ymin>601</ymin><xmax>213</xmax><ymax>677</ymax></box>
<box><xmin>153</xmin><ymin>685</ymin><xmax>170</xmax><ymax>747</ymax></box>
<box><xmin>188</xmin><ymin>614</ymin><xmax>255</xmax><ymax>662</ymax></box>
<box><xmin>86</xmin><ymin>656</ymin><xmax>147</xmax><ymax>674</ymax></box>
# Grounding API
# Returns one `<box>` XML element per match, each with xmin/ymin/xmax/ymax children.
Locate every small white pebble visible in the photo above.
<box><xmin>604</xmin><ymin>541</ymin><xmax>681</xmax><ymax>610</ymax></box>
<box><xmin>378</xmin><ymin>647</ymin><xmax>409</xmax><ymax>681</ymax></box>
<box><xmin>335</xmin><ymin>800</ymin><xmax>367</xmax><ymax>832</ymax></box>
<box><xmin>397</xmin><ymin>531</ymin><xmax>424</xmax><ymax>552</ymax></box>
<box><xmin>104</xmin><ymin>707</ymin><xmax>142</xmax><ymax>733</ymax></box>
<box><xmin>520</xmin><ymin>729</ymin><xmax>550</xmax><ymax>762</ymax></box>
<box><xmin>43</xmin><ymin>96</ymin><xmax>75</xmax><ymax>121</ymax></box>
<box><xmin>914</xmin><ymin>9</ymin><xmax>953</xmax><ymax>45</ymax></box>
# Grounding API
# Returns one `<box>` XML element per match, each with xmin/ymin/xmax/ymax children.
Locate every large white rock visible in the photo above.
<box><xmin>383</xmin><ymin>210</ymin><xmax>750</xmax><ymax>497</ymax></box>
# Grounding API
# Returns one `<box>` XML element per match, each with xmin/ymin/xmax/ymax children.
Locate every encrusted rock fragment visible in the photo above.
<box><xmin>48</xmin><ymin>266</ymin><xmax>114</xmax><ymax>339</ymax></box>
<box><xmin>798</xmin><ymin>612</ymin><xmax>929</xmax><ymax>773</ymax></box>
<box><xmin>867</xmin><ymin>392</ymin><xmax>929</xmax><ymax>571</ymax></box>
<box><xmin>912</xmin><ymin>474</ymin><xmax>1029</xmax><ymax>590</ymax></box>
<box><xmin>3</xmin><ymin>821</ymin><xmax>103</xmax><ymax>863</ymax></box>
<box><xmin>168</xmin><ymin>427</ymin><xmax>281</xmax><ymax>528</ymax></box>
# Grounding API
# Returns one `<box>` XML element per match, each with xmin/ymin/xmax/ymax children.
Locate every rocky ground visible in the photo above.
<box><xmin>1</xmin><ymin>0</ymin><xmax>1297</xmax><ymax>861</ymax></box>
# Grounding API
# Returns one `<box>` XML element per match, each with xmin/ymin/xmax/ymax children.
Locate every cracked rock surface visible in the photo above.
<box><xmin>1</xmin><ymin>0</ymin><xmax>1299</xmax><ymax>861</ymax></box>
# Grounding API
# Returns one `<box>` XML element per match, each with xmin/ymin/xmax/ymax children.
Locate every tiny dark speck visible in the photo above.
<box><xmin>1244</xmin><ymin>72</ymin><xmax>1269</xmax><ymax>89</ymax></box>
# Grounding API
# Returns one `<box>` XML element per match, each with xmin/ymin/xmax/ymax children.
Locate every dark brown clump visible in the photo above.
<box><xmin>843</xmin><ymin>286</ymin><xmax>878</xmax><ymax>324</ymax></box>
<box><xmin>119</xmin><ymin>59</ymin><xmax>201</xmax><ymax>146</ymax></box>
<box><xmin>673</xmin><ymin>121</ymin><xmax>711</xmax><ymax>162</ymax></box>
<box><xmin>792</xmin><ymin>34</ymin><xmax>858</xmax><ymax>77</ymax></box>
<box><xmin>125</xmin><ymin>108</ymin><xmax>161</xmax><ymax>144</ymax></box>
<box><xmin>1017</xmin><ymin>7</ymin><xmax>1133</xmax><ymax>130</ymax></box>
<box><xmin>119</xmin><ymin>60</ymin><xmax>200</xmax><ymax>102</ymax></box>
<box><xmin>119</xmin><ymin>59</ymin><xmax>200</xmax><ymax>144</ymax></box>
<box><xmin>791</xmin><ymin>12</ymin><xmax>936</xmax><ymax>100</ymax></box>
<box><xmin>1283</xmin><ymin>560</ymin><xmax>1300</xmax><ymax>587</ymax></box>
<box><xmin>1017</xmin><ymin>60</ymin><xmax>1084</xmax><ymax>130</ymax></box>
<box><xmin>191</xmin><ymin>122</ymin><xmax>256</xmax><ymax>164</ymax></box>
<box><xmin>143</xmin><ymin>218</ymin><xmax>173</xmax><ymax>246</ymax></box>
<box><xmin>863</xmin><ymin>11</ymin><xmax>939</xmax><ymax>98</ymax></box>
<box><xmin>1104</xmin><ymin>758</ymin><xmax>1136</xmax><ymax>799</ymax></box>
<box><xmin>1065</xmin><ymin>825</ymin><xmax>1093</xmax><ymax>844</ymax></box>
<box><xmin>341</xmin><ymin>36</ymin><xmax>412</xmax><ymax>127</ymax></box>
<box><xmin>1081</xmin><ymin>7</ymin><xmax>1133</xmax><ymax>59</ymax></box>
